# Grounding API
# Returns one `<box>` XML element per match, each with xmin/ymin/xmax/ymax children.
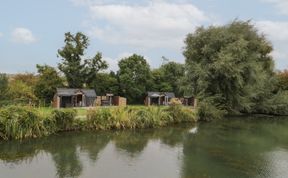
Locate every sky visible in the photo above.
<box><xmin>0</xmin><ymin>0</ymin><xmax>288</xmax><ymax>73</ymax></box>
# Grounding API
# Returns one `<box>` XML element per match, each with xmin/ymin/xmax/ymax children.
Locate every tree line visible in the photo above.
<box><xmin>0</xmin><ymin>32</ymin><xmax>185</xmax><ymax>105</ymax></box>
<box><xmin>1</xmin><ymin>20</ymin><xmax>288</xmax><ymax>119</ymax></box>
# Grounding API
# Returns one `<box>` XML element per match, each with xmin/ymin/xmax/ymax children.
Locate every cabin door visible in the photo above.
<box><xmin>76</xmin><ymin>94</ymin><xmax>83</xmax><ymax>107</ymax></box>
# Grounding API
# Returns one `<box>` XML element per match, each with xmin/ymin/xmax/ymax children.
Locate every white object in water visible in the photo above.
<box><xmin>189</xmin><ymin>126</ymin><xmax>198</xmax><ymax>134</ymax></box>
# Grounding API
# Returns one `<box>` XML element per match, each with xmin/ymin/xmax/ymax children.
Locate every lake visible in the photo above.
<box><xmin>0</xmin><ymin>117</ymin><xmax>288</xmax><ymax>178</ymax></box>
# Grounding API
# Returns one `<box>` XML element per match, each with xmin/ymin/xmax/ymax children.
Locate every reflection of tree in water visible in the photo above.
<box><xmin>113</xmin><ymin>126</ymin><xmax>191</xmax><ymax>157</ymax></box>
<box><xmin>78</xmin><ymin>131</ymin><xmax>111</xmax><ymax>162</ymax></box>
<box><xmin>0</xmin><ymin>125</ymin><xmax>206</xmax><ymax>178</ymax></box>
<box><xmin>113</xmin><ymin>130</ymin><xmax>150</xmax><ymax>157</ymax></box>
<box><xmin>0</xmin><ymin>131</ymin><xmax>113</xmax><ymax>178</ymax></box>
<box><xmin>181</xmin><ymin>119</ymin><xmax>288</xmax><ymax>178</ymax></box>
<box><xmin>43</xmin><ymin>133</ymin><xmax>83</xmax><ymax>178</ymax></box>
<box><xmin>0</xmin><ymin>139</ymin><xmax>42</xmax><ymax>164</ymax></box>
<box><xmin>156</xmin><ymin>126</ymin><xmax>190</xmax><ymax>147</ymax></box>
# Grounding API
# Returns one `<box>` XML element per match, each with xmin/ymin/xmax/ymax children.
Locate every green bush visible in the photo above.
<box><xmin>167</xmin><ymin>104</ymin><xmax>197</xmax><ymax>123</ymax></box>
<box><xmin>87</xmin><ymin>108</ymin><xmax>113</xmax><ymax>130</ymax></box>
<box><xmin>51</xmin><ymin>109</ymin><xmax>77</xmax><ymax>131</ymax></box>
<box><xmin>135</xmin><ymin>107</ymin><xmax>172</xmax><ymax>128</ymax></box>
<box><xmin>197</xmin><ymin>101</ymin><xmax>226</xmax><ymax>121</ymax></box>
<box><xmin>0</xmin><ymin>106</ymin><xmax>48</xmax><ymax>140</ymax></box>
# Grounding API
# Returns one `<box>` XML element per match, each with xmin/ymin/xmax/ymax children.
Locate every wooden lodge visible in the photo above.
<box><xmin>181</xmin><ymin>96</ymin><xmax>197</xmax><ymax>108</ymax></box>
<box><xmin>145</xmin><ymin>92</ymin><xmax>175</xmax><ymax>106</ymax></box>
<box><xmin>53</xmin><ymin>88</ymin><xmax>96</xmax><ymax>108</ymax></box>
<box><xmin>95</xmin><ymin>94</ymin><xmax>127</xmax><ymax>106</ymax></box>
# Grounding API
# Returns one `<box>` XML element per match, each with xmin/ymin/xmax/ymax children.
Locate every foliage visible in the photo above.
<box><xmin>151</xmin><ymin>61</ymin><xmax>185</xmax><ymax>96</ymax></box>
<box><xmin>118</xmin><ymin>54</ymin><xmax>152</xmax><ymax>104</ymax></box>
<box><xmin>58</xmin><ymin>32</ymin><xmax>108</xmax><ymax>88</ymax></box>
<box><xmin>51</xmin><ymin>109</ymin><xmax>77</xmax><ymax>131</ymax></box>
<box><xmin>90</xmin><ymin>72</ymin><xmax>119</xmax><ymax>96</ymax></box>
<box><xmin>58</xmin><ymin>32</ymin><xmax>88</xmax><ymax>88</ymax></box>
<box><xmin>7</xmin><ymin>79</ymin><xmax>37</xmax><ymax>105</ymax></box>
<box><xmin>12</xmin><ymin>73</ymin><xmax>38</xmax><ymax>87</ymax></box>
<box><xmin>85</xmin><ymin>52</ymin><xmax>108</xmax><ymax>87</ymax></box>
<box><xmin>183</xmin><ymin>20</ymin><xmax>286</xmax><ymax>119</ymax></box>
<box><xmin>0</xmin><ymin>73</ymin><xmax>8</xmax><ymax>101</ymax></box>
<box><xmin>0</xmin><ymin>106</ymin><xmax>196</xmax><ymax>141</ymax></box>
<box><xmin>0</xmin><ymin>106</ymin><xmax>47</xmax><ymax>140</ymax></box>
<box><xmin>276</xmin><ymin>70</ymin><xmax>288</xmax><ymax>90</ymax></box>
<box><xmin>196</xmin><ymin>100</ymin><xmax>226</xmax><ymax>121</ymax></box>
<box><xmin>87</xmin><ymin>106</ymin><xmax>196</xmax><ymax>130</ymax></box>
<box><xmin>167</xmin><ymin>102</ymin><xmax>197</xmax><ymax>123</ymax></box>
<box><xmin>34</xmin><ymin>64</ymin><xmax>63</xmax><ymax>104</ymax></box>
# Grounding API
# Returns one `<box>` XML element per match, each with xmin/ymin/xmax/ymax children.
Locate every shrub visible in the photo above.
<box><xmin>87</xmin><ymin>108</ymin><xmax>113</xmax><ymax>130</ymax></box>
<box><xmin>167</xmin><ymin>104</ymin><xmax>197</xmax><ymax>123</ymax></box>
<box><xmin>196</xmin><ymin>101</ymin><xmax>226</xmax><ymax>121</ymax></box>
<box><xmin>51</xmin><ymin>109</ymin><xmax>77</xmax><ymax>131</ymax></box>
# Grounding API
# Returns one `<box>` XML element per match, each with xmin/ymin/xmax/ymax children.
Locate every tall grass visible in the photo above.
<box><xmin>0</xmin><ymin>105</ymin><xmax>196</xmax><ymax>140</ymax></box>
<box><xmin>51</xmin><ymin>109</ymin><xmax>77</xmax><ymax>131</ymax></box>
<box><xmin>87</xmin><ymin>106</ymin><xmax>196</xmax><ymax>130</ymax></box>
<box><xmin>0</xmin><ymin>106</ymin><xmax>48</xmax><ymax>140</ymax></box>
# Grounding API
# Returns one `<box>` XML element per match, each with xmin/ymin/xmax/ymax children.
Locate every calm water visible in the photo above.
<box><xmin>1</xmin><ymin>118</ymin><xmax>288</xmax><ymax>178</ymax></box>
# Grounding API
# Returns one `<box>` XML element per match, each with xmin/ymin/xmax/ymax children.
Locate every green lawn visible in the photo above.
<box><xmin>37</xmin><ymin>107</ymin><xmax>88</xmax><ymax>117</ymax></box>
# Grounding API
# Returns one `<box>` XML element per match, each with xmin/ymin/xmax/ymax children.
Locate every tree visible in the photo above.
<box><xmin>151</xmin><ymin>69</ymin><xmax>173</xmax><ymax>92</ymax></box>
<box><xmin>7</xmin><ymin>80</ymin><xmax>37</xmax><ymax>104</ymax></box>
<box><xmin>91</xmin><ymin>72</ymin><xmax>119</xmax><ymax>96</ymax></box>
<box><xmin>183</xmin><ymin>20</ymin><xmax>286</xmax><ymax>119</ymax></box>
<box><xmin>35</xmin><ymin>64</ymin><xmax>63</xmax><ymax>104</ymax></box>
<box><xmin>58</xmin><ymin>32</ymin><xmax>107</xmax><ymax>88</ymax></box>
<box><xmin>151</xmin><ymin>61</ymin><xmax>184</xmax><ymax>96</ymax></box>
<box><xmin>58</xmin><ymin>32</ymin><xmax>88</xmax><ymax>88</ymax></box>
<box><xmin>0</xmin><ymin>73</ymin><xmax>8</xmax><ymax>100</ymax></box>
<box><xmin>85</xmin><ymin>52</ymin><xmax>108</xmax><ymax>88</ymax></box>
<box><xmin>276</xmin><ymin>70</ymin><xmax>288</xmax><ymax>90</ymax></box>
<box><xmin>13</xmin><ymin>73</ymin><xmax>38</xmax><ymax>87</ymax></box>
<box><xmin>118</xmin><ymin>54</ymin><xmax>152</xmax><ymax>103</ymax></box>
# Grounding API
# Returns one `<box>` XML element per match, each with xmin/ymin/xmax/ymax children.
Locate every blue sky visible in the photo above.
<box><xmin>1</xmin><ymin>0</ymin><xmax>288</xmax><ymax>73</ymax></box>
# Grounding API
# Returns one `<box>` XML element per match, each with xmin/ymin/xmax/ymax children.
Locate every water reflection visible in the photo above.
<box><xmin>181</xmin><ymin>118</ymin><xmax>288</xmax><ymax>178</ymax></box>
<box><xmin>0</xmin><ymin>126</ymin><xmax>190</xmax><ymax>178</ymax></box>
<box><xmin>0</xmin><ymin>119</ymin><xmax>288</xmax><ymax>178</ymax></box>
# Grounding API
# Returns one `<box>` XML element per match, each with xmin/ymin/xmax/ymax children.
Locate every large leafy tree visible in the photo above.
<box><xmin>183</xmin><ymin>20</ymin><xmax>286</xmax><ymax>118</ymax></box>
<box><xmin>151</xmin><ymin>61</ymin><xmax>184</xmax><ymax>96</ymax></box>
<box><xmin>58</xmin><ymin>32</ymin><xmax>107</xmax><ymax>88</ymax></box>
<box><xmin>58</xmin><ymin>32</ymin><xmax>88</xmax><ymax>88</ymax></box>
<box><xmin>118</xmin><ymin>54</ymin><xmax>152</xmax><ymax>103</ymax></box>
<box><xmin>34</xmin><ymin>64</ymin><xmax>63</xmax><ymax>104</ymax></box>
<box><xmin>91</xmin><ymin>72</ymin><xmax>119</xmax><ymax>96</ymax></box>
<box><xmin>85</xmin><ymin>52</ymin><xmax>108</xmax><ymax>88</ymax></box>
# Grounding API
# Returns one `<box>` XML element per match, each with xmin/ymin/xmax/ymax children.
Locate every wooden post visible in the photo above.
<box><xmin>82</xmin><ymin>94</ymin><xmax>85</xmax><ymax>107</ymax></box>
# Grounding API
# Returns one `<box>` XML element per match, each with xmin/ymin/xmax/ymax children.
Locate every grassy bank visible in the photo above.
<box><xmin>0</xmin><ymin>105</ymin><xmax>196</xmax><ymax>140</ymax></box>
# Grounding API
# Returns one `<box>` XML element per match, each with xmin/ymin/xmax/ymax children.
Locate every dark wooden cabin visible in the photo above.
<box><xmin>145</xmin><ymin>92</ymin><xmax>175</xmax><ymax>106</ymax></box>
<box><xmin>53</xmin><ymin>88</ymin><xmax>96</xmax><ymax>108</ymax></box>
<box><xmin>181</xmin><ymin>96</ymin><xmax>197</xmax><ymax>108</ymax></box>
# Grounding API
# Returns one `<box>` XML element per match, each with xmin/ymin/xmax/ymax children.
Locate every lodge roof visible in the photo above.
<box><xmin>147</xmin><ymin>92</ymin><xmax>175</xmax><ymax>98</ymax></box>
<box><xmin>56</xmin><ymin>88</ymin><xmax>96</xmax><ymax>97</ymax></box>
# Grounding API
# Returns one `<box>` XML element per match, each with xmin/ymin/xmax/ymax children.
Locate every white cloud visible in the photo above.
<box><xmin>11</xmin><ymin>28</ymin><xmax>37</xmax><ymax>44</ymax></box>
<box><xmin>261</xmin><ymin>0</ymin><xmax>288</xmax><ymax>15</ymax></box>
<box><xmin>257</xmin><ymin>21</ymin><xmax>288</xmax><ymax>41</ymax></box>
<box><xmin>0</xmin><ymin>32</ymin><xmax>3</xmax><ymax>38</ymax></box>
<box><xmin>104</xmin><ymin>56</ymin><xmax>119</xmax><ymax>72</ymax></box>
<box><xmin>256</xmin><ymin>21</ymin><xmax>288</xmax><ymax>69</ymax></box>
<box><xmin>82</xmin><ymin>1</ymin><xmax>209</xmax><ymax>50</ymax></box>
